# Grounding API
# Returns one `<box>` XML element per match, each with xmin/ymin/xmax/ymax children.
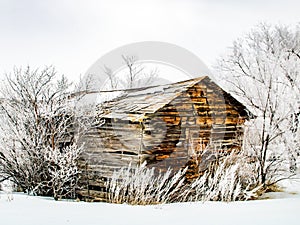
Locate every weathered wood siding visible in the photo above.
<box><xmin>77</xmin><ymin>120</ymin><xmax>142</xmax><ymax>201</ymax></box>
<box><xmin>141</xmin><ymin>80</ymin><xmax>247</xmax><ymax>178</ymax></box>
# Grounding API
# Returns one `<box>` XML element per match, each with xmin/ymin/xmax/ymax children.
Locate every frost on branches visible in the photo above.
<box><xmin>216</xmin><ymin>23</ymin><xmax>300</xmax><ymax>187</ymax></box>
<box><xmin>0</xmin><ymin>66</ymin><xmax>94</xmax><ymax>199</ymax></box>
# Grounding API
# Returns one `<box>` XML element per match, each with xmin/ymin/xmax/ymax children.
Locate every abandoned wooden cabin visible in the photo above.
<box><xmin>77</xmin><ymin>76</ymin><xmax>252</xmax><ymax>201</ymax></box>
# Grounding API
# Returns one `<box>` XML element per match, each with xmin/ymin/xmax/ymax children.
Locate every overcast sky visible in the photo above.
<box><xmin>0</xmin><ymin>0</ymin><xmax>299</xmax><ymax>81</ymax></box>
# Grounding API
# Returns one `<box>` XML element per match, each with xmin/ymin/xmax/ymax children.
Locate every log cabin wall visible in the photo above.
<box><xmin>140</xmin><ymin>79</ymin><xmax>247</xmax><ymax>178</ymax></box>
<box><xmin>77</xmin><ymin>119</ymin><xmax>143</xmax><ymax>201</ymax></box>
<box><xmin>76</xmin><ymin>76</ymin><xmax>251</xmax><ymax>201</ymax></box>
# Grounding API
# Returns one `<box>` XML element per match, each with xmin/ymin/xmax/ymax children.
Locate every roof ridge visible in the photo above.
<box><xmin>71</xmin><ymin>76</ymin><xmax>209</xmax><ymax>97</ymax></box>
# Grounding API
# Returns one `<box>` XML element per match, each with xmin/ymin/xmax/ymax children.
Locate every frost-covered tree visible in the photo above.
<box><xmin>0</xmin><ymin>66</ymin><xmax>93</xmax><ymax>199</ymax></box>
<box><xmin>216</xmin><ymin>23</ymin><xmax>300</xmax><ymax>186</ymax></box>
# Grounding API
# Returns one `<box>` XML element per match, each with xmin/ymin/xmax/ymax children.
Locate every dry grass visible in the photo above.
<box><xmin>105</xmin><ymin>153</ymin><xmax>260</xmax><ymax>205</ymax></box>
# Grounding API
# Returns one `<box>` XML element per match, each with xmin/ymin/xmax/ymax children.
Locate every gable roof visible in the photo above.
<box><xmin>99</xmin><ymin>76</ymin><xmax>252</xmax><ymax>121</ymax></box>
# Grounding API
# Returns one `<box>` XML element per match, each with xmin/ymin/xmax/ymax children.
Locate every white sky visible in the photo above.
<box><xmin>0</xmin><ymin>0</ymin><xmax>299</xmax><ymax>81</ymax></box>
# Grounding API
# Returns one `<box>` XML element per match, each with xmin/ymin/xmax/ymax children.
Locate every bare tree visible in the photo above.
<box><xmin>0</xmin><ymin>66</ymin><xmax>95</xmax><ymax>199</ymax></box>
<box><xmin>103</xmin><ymin>65</ymin><xmax>118</xmax><ymax>90</ymax></box>
<box><xmin>216</xmin><ymin>23</ymin><xmax>300</xmax><ymax>186</ymax></box>
<box><xmin>104</xmin><ymin>55</ymin><xmax>158</xmax><ymax>90</ymax></box>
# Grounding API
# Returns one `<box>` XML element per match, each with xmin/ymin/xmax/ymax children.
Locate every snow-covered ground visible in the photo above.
<box><xmin>1</xmin><ymin>179</ymin><xmax>300</xmax><ymax>225</ymax></box>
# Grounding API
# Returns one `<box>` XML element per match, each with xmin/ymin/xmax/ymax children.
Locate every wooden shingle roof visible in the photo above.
<box><xmin>100</xmin><ymin>77</ymin><xmax>206</xmax><ymax>121</ymax></box>
<box><xmin>99</xmin><ymin>76</ymin><xmax>252</xmax><ymax>121</ymax></box>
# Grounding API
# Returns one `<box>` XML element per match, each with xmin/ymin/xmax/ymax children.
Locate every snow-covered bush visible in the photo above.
<box><xmin>0</xmin><ymin>132</ymin><xmax>83</xmax><ymax>199</ymax></box>
<box><xmin>0</xmin><ymin>179</ymin><xmax>15</xmax><ymax>201</ymax></box>
<box><xmin>0</xmin><ymin>66</ymin><xmax>92</xmax><ymax>199</ymax></box>
<box><xmin>41</xmin><ymin>145</ymin><xmax>82</xmax><ymax>200</ymax></box>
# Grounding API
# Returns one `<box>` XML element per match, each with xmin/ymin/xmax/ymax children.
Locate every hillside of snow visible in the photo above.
<box><xmin>1</xmin><ymin>178</ymin><xmax>299</xmax><ymax>225</ymax></box>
